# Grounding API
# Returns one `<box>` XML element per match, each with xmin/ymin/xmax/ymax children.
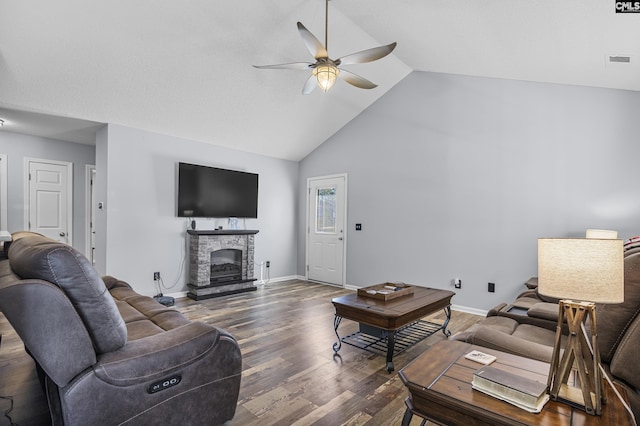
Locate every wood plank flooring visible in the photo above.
<box><xmin>0</xmin><ymin>279</ymin><xmax>482</xmax><ymax>425</ymax></box>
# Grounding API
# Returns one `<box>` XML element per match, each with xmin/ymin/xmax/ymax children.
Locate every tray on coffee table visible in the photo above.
<box><xmin>357</xmin><ymin>282</ymin><xmax>414</xmax><ymax>301</ymax></box>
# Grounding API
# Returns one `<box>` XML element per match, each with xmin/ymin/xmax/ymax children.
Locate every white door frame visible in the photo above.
<box><xmin>24</xmin><ymin>157</ymin><xmax>73</xmax><ymax>244</ymax></box>
<box><xmin>305</xmin><ymin>173</ymin><xmax>348</xmax><ymax>286</ymax></box>
<box><xmin>85</xmin><ymin>164</ymin><xmax>96</xmax><ymax>262</ymax></box>
<box><xmin>0</xmin><ymin>154</ymin><xmax>7</xmax><ymax>231</ymax></box>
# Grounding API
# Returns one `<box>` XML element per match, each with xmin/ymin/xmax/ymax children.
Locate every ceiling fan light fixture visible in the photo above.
<box><xmin>254</xmin><ymin>0</ymin><xmax>396</xmax><ymax>94</ymax></box>
<box><xmin>313</xmin><ymin>64</ymin><xmax>339</xmax><ymax>92</ymax></box>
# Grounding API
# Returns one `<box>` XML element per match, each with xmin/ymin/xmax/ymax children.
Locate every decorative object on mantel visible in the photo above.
<box><xmin>538</xmin><ymin>237</ymin><xmax>624</xmax><ymax>415</ymax></box>
<box><xmin>253</xmin><ymin>0</ymin><xmax>396</xmax><ymax>94</ymax></box>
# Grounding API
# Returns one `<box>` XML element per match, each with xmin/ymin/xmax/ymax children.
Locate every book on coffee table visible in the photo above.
<box><xmin>472</xmin><ymin>366</ymin><xmax>549</xmax><ymax>413</ymax></box>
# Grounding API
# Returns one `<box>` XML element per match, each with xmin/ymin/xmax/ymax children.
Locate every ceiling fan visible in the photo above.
<box><xmin>253</xmin><ymin>0</ymin><xmax>397</xmax><ymax>95</ymax></box>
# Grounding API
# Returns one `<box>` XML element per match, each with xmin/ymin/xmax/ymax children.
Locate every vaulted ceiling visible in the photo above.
<box><xmin>0</xmin><ymin>1</ymin><xmax>638</xmax><ymax>161</ymax></box>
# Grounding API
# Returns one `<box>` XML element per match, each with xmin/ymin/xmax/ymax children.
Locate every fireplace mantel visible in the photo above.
<box><xmin>187</xmin><ymin>229</ymin><xmax>259</xmax><ymax>236</ymax></box>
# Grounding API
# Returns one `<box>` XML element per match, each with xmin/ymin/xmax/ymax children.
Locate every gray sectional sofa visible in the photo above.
<box><xmin>0</xmin><ymin>232</ymin><xmax>242</xmax><ymax>425</ymax></box>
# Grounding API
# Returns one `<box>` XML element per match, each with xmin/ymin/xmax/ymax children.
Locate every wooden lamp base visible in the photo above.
<box><xmin>547</xmin><ymin>300</ymin><xmax>604</xmax><ymax>415</ymax></box>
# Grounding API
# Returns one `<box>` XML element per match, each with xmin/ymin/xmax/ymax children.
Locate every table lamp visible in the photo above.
<box><xmin>538</xmin><ymin>237</ymin><xmax>624</xmax><ymax>415</ymax></box>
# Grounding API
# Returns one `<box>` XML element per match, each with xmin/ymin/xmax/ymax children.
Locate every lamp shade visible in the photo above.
<box><xmin>538</xmin><ymin>238</ymin><xmax>624</xmax><ymax>303</ymax></box>
<box><xmin>585</xmin><ymin>229</ymin><xmax>618</xmax><ymax>239</ymax></box>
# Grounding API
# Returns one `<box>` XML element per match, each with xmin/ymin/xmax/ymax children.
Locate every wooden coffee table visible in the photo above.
<box><xmin>331</xmin><ymin>286</ymin><xmax>454</xmax><ymax>372</ymax></box>
<box><xmin>399</xmin><ymin>340</ymin><xmax>635</xmax><ymax>425</ymax></box>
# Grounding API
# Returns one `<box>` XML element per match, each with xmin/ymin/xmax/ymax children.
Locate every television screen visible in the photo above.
<box><xmin>177</xmin><ymin>162</ymin><xmax>258</xmax><ymax>218</ymax></box>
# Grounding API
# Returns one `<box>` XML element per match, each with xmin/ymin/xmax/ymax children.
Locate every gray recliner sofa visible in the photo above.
<box><xmin>0</xmin><ymin>232</ymin><xmax>242</xmax><ymax>425</ymax></box>
<box><xmin>452</xmin><ymin>249</ymin><xmax>640</xmax><ymax>419</ymax></box>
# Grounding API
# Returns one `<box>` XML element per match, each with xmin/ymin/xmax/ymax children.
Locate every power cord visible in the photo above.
<box><xmin>158</xmin><ymin>276</ymin><xmax>176</xmax><ymax>292</ymax></box>
<box><xmin>0</xmin><ymin>395</ymin><xmax>18</xmax><ymax>426</ymax></box>
<box><xmin>154</xmin><ymin>220</ymin><xmax>189</xmax><ymax>295</ymax></box>
<box><xmin>163</xmin><ymin>219</ymin><xmax>190</xmax><ymax>290</ymax></box>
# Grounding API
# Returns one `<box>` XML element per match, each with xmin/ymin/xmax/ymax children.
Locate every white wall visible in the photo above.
<box><xmin>298</xmin><ymin>71</ymin><xmax>640</xmax><ymax>310</ymax></box>
<box><xmin>0</xmin><ymin>131</ymin><xmax>96</xmax><ymax>255</ymax></box>
<box><xmin>96</xmin><ymin>124</ymin><xmax>299</xmax><ymax>296</ymax></box>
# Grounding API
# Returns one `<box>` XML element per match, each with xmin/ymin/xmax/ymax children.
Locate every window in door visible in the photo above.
<box><xmin>316</xmin><ymin>187</ymin><xmax>336</xmax><ymax>234</ymax></box>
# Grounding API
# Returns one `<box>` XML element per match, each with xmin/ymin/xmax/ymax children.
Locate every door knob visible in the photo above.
<box><xmin>60</xmin><ymin>232</ymin><xmax>66</xmax><ymax>237</ymax></box>
<box><xmin>338</xmin><ymin>237</ymin><xmax>343</xmax><ymax>241</ymax></box>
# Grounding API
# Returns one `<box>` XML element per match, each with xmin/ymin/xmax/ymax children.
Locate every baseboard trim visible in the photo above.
<box><xmin>451</xmin><ymin>304</ymin><xmax>487</xmax><ymax>317</ymax></box>
<box><xmin>256</xmin><ymin>274</ymin><xmax>306</xmax><ymax>285</ymax></box>
<box><xmin>166</xmin><ymin>290</ymin><xmax>188</xmax><ymax>299</ymax></box>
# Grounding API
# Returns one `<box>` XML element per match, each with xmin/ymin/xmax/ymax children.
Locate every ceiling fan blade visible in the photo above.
<box><xmin>302</xmin><ymin>74</ymin><xmax>317</xmax><ymax>95</ymax></box>
<box><xmin>253</xmin><ymin>62</ymin><xmax>313</xmax><ymax>70</ymax></box>
<box><xmin>338</xmin><ymin>69</ymin><xmax>377</xmax><ymax>89</ymax></box>
<box><xmin>337</xmin><ymin>42</ymin><xmax>397</xmax><ymax>65</ymax></box>
<box><xmin>297</xmin><ymin>22</ymin><xmax>328</xmax><ymax>60</ymax></box>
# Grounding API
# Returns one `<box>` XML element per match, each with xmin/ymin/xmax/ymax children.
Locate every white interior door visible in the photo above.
<box><xmin>307</xmin><ymin>175</ymin><xmax>346</xmax><ymax>286</ymax></box>
<box><xmin>26</xmin><ymin>159</ymin><xmax>73</xmax><ymax>244</ymax></box>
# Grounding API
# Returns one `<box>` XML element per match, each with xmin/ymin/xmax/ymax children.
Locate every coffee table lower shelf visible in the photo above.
<box><xmin>339</xmin><ymin>319</ymin><xmax>444</xmax><ymax>358</ymax></box>
<box><xmin>333</xmin><ymin>315</ymin><xmax>450</xmax><ymax>372</ymax></box>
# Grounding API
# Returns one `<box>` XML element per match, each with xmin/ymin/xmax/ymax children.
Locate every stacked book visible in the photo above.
<box><xmin>472</xmin><ymin>365</ymin><xmax>549</xmax><ymax>413</ymax></box>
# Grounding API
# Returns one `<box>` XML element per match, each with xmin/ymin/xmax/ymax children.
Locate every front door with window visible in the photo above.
<box><xmin>307</xmin><ymin>175</ymin><xmax>346</xmax><ymax>286</ymax></box>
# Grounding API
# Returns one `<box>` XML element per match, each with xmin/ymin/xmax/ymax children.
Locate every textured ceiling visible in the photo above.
<box><xmin>0</xmin><ymin>0</ymin><xmax>638</xmax><ymax>161</ymax></box>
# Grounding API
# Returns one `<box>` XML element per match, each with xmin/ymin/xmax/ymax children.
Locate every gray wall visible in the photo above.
<box><xmin>298</xmin><ymin>71</ymin><xmax>640</xmax><ymax>311</ymax></box>
<box><xmin>95</xmin><ymin>124</ymin><xmax>299</xmax><ymax>296</ymax></box>
<box><xmin>0</xmin><ymin>131</ymin><xmax>96</xmax><ymax>255</ymax></box>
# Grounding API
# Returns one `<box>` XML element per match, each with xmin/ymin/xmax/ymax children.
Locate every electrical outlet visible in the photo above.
<box><xmin>488</xmin><ymin>282</ymin><xmax>495</xmax><ymax>293</ymax></box>
<box><xmin>154</xmin><ymin>272</ymin><xmax>160</xmax><ymax>281</ymax></box>
<box><xmin>266</xmin><ymin>261</ymin><xmax>270</xmax><ymax>268</ymax></box>
<box><xmin>454</xmin><ymin>278</ymin><xmax>461</xmax><ymax>289</ymax></box>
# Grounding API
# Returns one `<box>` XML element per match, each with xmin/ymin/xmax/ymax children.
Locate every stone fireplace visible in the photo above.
<box><xmin>187</xmin><ymin>229</ymin><xmax>259</xmax><ymax>300</ymax></box>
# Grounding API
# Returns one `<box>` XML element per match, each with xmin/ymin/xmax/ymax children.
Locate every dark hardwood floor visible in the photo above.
<box><xmin>0</xmin><ymin>280</ymin><xmax>482</xmax><ymax>425</ymax></box>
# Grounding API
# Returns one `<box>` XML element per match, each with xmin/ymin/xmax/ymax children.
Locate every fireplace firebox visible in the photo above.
<box><xmin>210</xmin><ymin>249</ymin><xmax>242</xmax><ymax>283</ymax></box>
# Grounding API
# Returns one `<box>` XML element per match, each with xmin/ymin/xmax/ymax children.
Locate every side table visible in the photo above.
<box><xmin>399</xmin><ymin>340</ymin><xmax>635</xmax><ymax>425</ymax></box>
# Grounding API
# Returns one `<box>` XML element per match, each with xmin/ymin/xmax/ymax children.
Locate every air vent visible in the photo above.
<box><xmin>609</xmin><ymin>55</ymin><xmax>631</xmax><ymax>63</ymax></box>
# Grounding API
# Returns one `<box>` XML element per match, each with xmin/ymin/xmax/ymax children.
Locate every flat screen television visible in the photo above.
<box><xmin>177</xmin><ymin>162</ymin><xmax>258</xmax><ymax>218</ymax></box>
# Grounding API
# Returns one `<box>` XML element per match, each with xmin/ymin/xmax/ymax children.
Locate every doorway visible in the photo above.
<box><xmin>85</xmin><ymin>165</ymin><xmax>96</xmax><ymax>263</ymax></box>
<box><xmin>0</xmin><ymin>154</ymin><xmax>7</xmax><ymax>231</ymax></box>
<box><xmin>306</xmin><ymin>174</ymin><xmax>347</xmax><ymax>286</ymax></box>
<box><xmin>25</xmin><ymin>158</ymin><xmax>73</xmax><ymax>244</ymax></box>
